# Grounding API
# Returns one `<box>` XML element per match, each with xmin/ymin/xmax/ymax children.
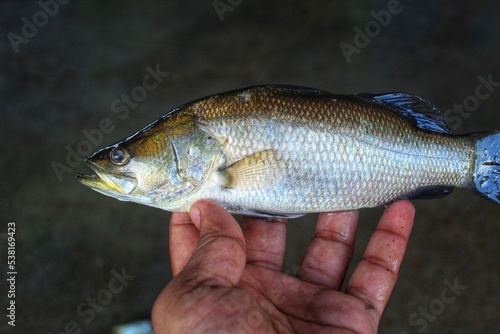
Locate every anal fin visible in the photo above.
<box><xmin>404</xmin><ymin>186</ymin><xmax>455</xmax><ymax>200</ymax></box>
<box><xmin>231</xmin><ymin>209</ymin><xmax>305</xmax><ymax>220</ymax></box>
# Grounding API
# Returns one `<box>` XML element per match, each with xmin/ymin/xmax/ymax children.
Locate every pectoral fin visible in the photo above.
<box><xmin>221</xmin><ymin>150</ymin><xmax>281</xmax><ymax>191</ymax></box>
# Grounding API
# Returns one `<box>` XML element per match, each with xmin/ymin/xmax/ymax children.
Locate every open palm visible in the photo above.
<box><xmin>152</xmin><ymin>200</ymin><xmax>415</xmax><ymax>333</ymax></box>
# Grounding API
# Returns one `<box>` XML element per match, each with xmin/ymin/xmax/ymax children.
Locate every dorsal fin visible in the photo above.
<box><xmin>357</xmin><ymin>92</ymin><xmax>452</xmax><ymax>134</ymax></box>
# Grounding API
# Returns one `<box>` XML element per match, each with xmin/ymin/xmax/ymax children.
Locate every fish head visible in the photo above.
<box><xmin>77</xmin><ymin>113</ymin><xmax>223</xmax><ymax>210</ymax></box>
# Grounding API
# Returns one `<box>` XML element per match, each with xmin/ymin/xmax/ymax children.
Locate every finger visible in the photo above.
<box><xmin>177</xmin><ymin>200</ymin><xmax>247</xmax><ymax>288</ymax></box>
<box><xmin>242</xmin><ymin>216</ymin><xmax>287</xmax><ymax>271</ymax></box>
<box><xmin>169</xmin><ymin>212</ymin><xmax>200</xmax><ymax>276</ymax></box>
<box><xmin>297</xmin><ymin>210</ymin><xmax>359</xmax><ymax>289</ymax></box>
<box><xmin>346</xmin><ymin>200</ymin><xmax>415</xmax><ymax>317</ymax></box>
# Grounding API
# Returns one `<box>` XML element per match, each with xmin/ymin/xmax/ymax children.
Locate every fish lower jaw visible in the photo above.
<box><xmin>77</xmin><ymin>171</ymin><xmax>137</xmax><ymax>195</ymax></box>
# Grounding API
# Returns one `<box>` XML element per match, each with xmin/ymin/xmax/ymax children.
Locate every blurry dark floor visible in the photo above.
<box><xmin>1</xmin><ymin>0</ymin><xmax>499</xmax><ymax>333</ymax></box>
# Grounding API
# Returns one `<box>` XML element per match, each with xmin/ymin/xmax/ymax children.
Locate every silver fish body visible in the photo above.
<box><xmin>77</xmin><ymin>85</ymin><xmax>500</xmax><ymax>218</ymax></box>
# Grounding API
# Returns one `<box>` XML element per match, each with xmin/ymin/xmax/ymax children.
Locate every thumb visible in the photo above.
<box><xmin>179</xmin><ymin>200</ymin><xmax>247</xmax><ymax>288</ymax></box>
<box><xmin>152</xmin><ymin>202</ymin><xmax>247</xmax><ymax>333</ymax></box>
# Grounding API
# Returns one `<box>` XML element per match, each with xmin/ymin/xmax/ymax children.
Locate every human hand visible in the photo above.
<box><xmin>152</xmin><ymin>200</ymin><xmax>415</xmax><ymax>333</ymax></box>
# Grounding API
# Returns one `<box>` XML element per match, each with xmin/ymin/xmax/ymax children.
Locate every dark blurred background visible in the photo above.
<box><xmin>1</xmin><ymin>0</ymin><xmax>499</xmax><ymax>333</ymax></box>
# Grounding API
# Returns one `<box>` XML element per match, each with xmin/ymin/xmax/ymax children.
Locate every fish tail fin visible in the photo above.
<box><xmin>472</xmin><ymin>131</ymin><xmax>500</xmax><ymax>205</ymax></box>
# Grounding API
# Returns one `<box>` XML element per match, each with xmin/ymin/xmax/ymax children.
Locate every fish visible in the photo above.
<box><xmin>76</xmin><ymin>85</ymin><xmax>500</xmax><ymax>218</ymax></box>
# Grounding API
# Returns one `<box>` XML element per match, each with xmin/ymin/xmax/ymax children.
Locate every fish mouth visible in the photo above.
<box><xmin>76</xmin><ymin>161</ymin><xmax>137</xmax><ymax>195</ymax></box>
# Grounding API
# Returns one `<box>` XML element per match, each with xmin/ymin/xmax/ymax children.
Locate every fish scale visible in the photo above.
<box><xmin>186</xmin><ymin>87</ymin><xmax>473</xmax><ymax>214</ymax></box>
<box><xmin>77</xmin><ymin>85</ymin><xmax>499</xmax><ymax>218</ymax></box>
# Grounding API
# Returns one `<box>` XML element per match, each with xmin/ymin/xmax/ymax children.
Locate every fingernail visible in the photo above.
<box><xmin>190</xmin><ymin>205</ymin><xmax>201</xmax><ymax>229</ymax></box>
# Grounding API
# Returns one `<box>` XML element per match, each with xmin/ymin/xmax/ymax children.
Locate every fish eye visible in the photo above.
<box><xmin>109</xmin><ymin>148</ymin><xmax>131</xmax><ymax>165</ymax></box>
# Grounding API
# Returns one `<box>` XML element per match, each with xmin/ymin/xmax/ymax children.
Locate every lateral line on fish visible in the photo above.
<box><xmin>337</xmin><ymin>132</ymin><xmax>469</xmax><ymax>163</ymax></box>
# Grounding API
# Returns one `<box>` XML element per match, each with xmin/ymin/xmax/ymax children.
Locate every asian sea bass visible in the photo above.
<box><xmin>77</xmin><ymin>85</ymin><xmax>500</xmax><ymax>218</ymax></box>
